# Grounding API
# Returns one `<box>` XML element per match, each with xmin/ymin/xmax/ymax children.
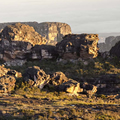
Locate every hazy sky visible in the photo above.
<box><xmin>0</xmin><ymin>0</ymin><xmax>120</xmax><ymax>33</ymax></box>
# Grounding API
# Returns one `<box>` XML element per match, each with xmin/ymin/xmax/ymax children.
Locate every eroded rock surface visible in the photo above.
<box><xmin>38</xmin><ymin>22</ymin><xmax>71</xmax><ymax>45</ymax></box>
<box><xmin>30</xmin><ymin>45</ymin><xmax>58</xmax><ymax>60</ymax></box>
<box><xmin>58</xmin><ymin>79</ymin><xmax>83</xmax><ymax>96</ymax></box>
<box><xmin>23</xmin><ymin>66</ymin><xmax>50</xmax><ymax>89</ymax></box>
<box><xmin>0</xmin><ymin>64</ymin><xmax>22</xmax><ymax>78</ymax></box>
<box><xmin>49</xmin><ymin>72</ymin><xmax>69</xmax><ymax>86</ymax></box>
<box><xmin>1</xmin><ymin>23</ymin><xmax>47</xmax><ymax>46</ymax></box>
<box><xmin>0</xmin><ymin>75</ymin><xmax>16</xmax><ymax>93</ymax></box>
<box><xmin>56</xmin><ymin>34</ymin><xmax>99</xmax><ymax>60</ymax></box>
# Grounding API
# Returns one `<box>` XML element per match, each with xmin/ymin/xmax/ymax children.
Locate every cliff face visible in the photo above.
<box><xmin>0</xmin><ymin>22</ymin><xmax>72</xmax><ymax>45</ymax></box>
<box><xmin>38</xmin><ymin>22</ymin><xmax>72</xmax><ymax>45</ymax></box>
<box><xmin>98</xmin><ymin>36</ymin><xmax>120</xmax><ymax>52</ymax></box>
<box><xmin>110</xmin><ymin>41</ymin><xmax>120</xmax><ymax>58</ymax></box>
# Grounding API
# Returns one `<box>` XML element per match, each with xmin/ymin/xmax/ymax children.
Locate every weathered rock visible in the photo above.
<box><xmin>0</xmin><ymin>39</ymin><xmax>33</xmax><ymax>61</ymax></box>
<box><xmin>0</xmin><ymin>75</ymin><xmax>16</xmax><ymax>93</ymax></box>
<box><xmin>56</xmin><ymin>34</ymin><xmax>99</xmax><ymax>60</ymax></box>
<box><xmin>58</xmin><ymin>79</ymin><xmax>83</xmax><ymax>96</ymax></box>
<box><xmin>0</xmin><ymin>22</ymin><xmax>72</xmax><ymax>45</ymax></box>
<box><xmin>110</xmin><ymin>41</ymin><xmax>120</xmax><ymax>58</ymax></box>
<box><xmin>82</xmin><ymin>82</ymin><xmax>97</xmax><ymax>97</ymax></box>
<box><xmin>1</xmin><ymin>23</ymin><xmax>47</xmax><ymax>46</ymax></box>
<box><xmin>23</xmin><ymin>66</ymin><xmax>50</xmax><ymax>89</ymax></box>
<box><xmin>38</xmin><ymin>22</ymin><xmax>72</xmax><ymax>45</ymax></box>
<box><xmin>0</xmin><ymin>64</ymin><xmax>22</xmax><ymax>78</ymax></box>
<box><xmin>29</xmin><ymin>45</ymin><xmax>58</xmax><ymax>60</ymax></box>
<box><xmin>49</xmin><ymin>72</ymin><xmax>69</xmax><ymax>86</ymax></box>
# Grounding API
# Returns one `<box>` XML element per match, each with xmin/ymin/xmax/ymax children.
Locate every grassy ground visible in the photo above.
<box><xmin>0</xmin><ymin>57</ymin><xmax>120</xmax><ymax>120</ymax></box>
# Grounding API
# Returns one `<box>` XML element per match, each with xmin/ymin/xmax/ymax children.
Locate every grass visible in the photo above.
<box><xmin>0</xmin><ymin>56</ymin><xmax>120</xmax><ymax>119</ymax></box>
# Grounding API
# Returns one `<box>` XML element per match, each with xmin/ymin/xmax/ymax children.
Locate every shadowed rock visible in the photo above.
<box><xmin>110</xmin><ymin>41</ymin><xmax>120</xmax><ymax>58</ymax></box>
<box><xmin>56</xmin><ymin>34</ymin><xmax>99</xmax><ymax>60</ymax></box>
<box><xmin>30</xmin><ymin>45</ymin><xmax>58</xmax><ymax>60</ymax></box>
<box><xmin>49</xmin><ymin>72</ymin><xmax>69</xmax><ymax>86</ymax></box>
<box><xmin>23</xmin><ymin>66</ymin><xmax>50</xmax><ymax>89</ymax></box>
<box><xmin>82</xmin><ymin>82</ymin><xmax>97</xmax><ymax>97</ymax></box>
<box><xmin>58</xmin><ymin>79</ymin><xmax>83</xmax><ymax>96</ymax></box>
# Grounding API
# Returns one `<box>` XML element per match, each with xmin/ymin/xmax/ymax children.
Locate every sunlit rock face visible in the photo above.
<box><xmin>38</xmin><ymin>22</ymin><xmax>72</xmax><ymax>45</ymax></box>
<box><xmin>0</xmin><ymin>22</ymin><xmax>71</xmax><ymax>45</ymax></box>
<box><xmin>1</xmin><ymin>23</ymin><xmax>47</xmax><ymax>46</ymax></box>
<box><xmin>56</xmin><ymin>34</ymin><xmax>99</xmax><ymax>60</ymax></box>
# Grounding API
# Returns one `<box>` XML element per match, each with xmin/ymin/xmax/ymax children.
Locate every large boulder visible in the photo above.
<box><xmin>0</xmin><ymin>39</ymin><xmax>33</xmax><ymax>61</ymax></box>
<box><xmin>49</xmin><ymin>72</ymin><xmax>69</xmax><ymax>86</ymax></box>
<box><xmin>56</xmin><ymin>34</ymin><xmax>99</xmax><ymax>60</ymax></box>
<box><xmin>0</xmin><ymin>75</ymin><xmax>16</xmax><ymax>93</ymax></box>
<box><xmin>1</xmin><ymin>23</ymin><xmax>47</xmax><ymax>46</ymax></box>
<box><xmin>58</xmin><ymin>79</ymin><xmax>83</xmax><ymax>96</ymax></box>
<box><xmin>0</xmin><ymin>64</ymin><xmax>22</xmax><ymax>78</ymax></box>
<box><xmin>23</xmin><ymin>66</ymin><xmax>50</xmax><ymax>89</ymax></box>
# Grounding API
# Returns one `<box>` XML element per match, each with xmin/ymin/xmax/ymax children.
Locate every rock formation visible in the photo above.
<box><xmin>49</xmin><ymin>72</ymin><xmax>69</xmax><ymax>86</ymax></box>
<box><xmin>0</xmin><ymin>64</ymin><xmax>22</xmax><ymax>78</ymax></box>
<box><xmin>23</xmin><ymin>66</ymin><xmax>50</xmax><ymax>89</ymax></box>
<box><xmin>58</xmin><ymin>79</ymin><xmax>83</xmax><ymax>96</ymax></box>
<box><xmin>0</xmin><ymin>22</ymin><xmax>72</xmax><ymax>45</ymax></box>
<box><xmin>56</xmin><ymin>34</ymin><xmax>99</xmax><ymax>60</ymax></box>
<box><xmin>0</xmin><ymin>65</ymin><xmax>22</xmax><ymax>93</ymax></box>
<box><xmin>0</xmin><ymin>23</ymin><xmax>47</xmax><ymax>46</ymax></box>
<box><xmin>0</xmin><ymin>75</ymin><xmax>16</xmax><ymax>93</ymax></box>
<box><xmin>38</xmin><ymin>22</ymin><xmax>71</xmax><ymax>45</ymax></box>
<box><xmin>110</xmin><ymin>41</ymin><xmax>120</xmax><ymax>58</ymax></box>
<box><xmin>29</xmin><ymin>45</ymin><xmax>58</xmax><ymax>60</ymax></box>
<box><xmin>98</xmin><ymin>36</ymin><xmax>120</xmax><ymax>52</ymax></box>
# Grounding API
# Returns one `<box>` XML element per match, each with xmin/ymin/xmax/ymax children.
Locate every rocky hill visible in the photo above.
<box><xmin>98</xmin><ymin>36</ymin><xmax>120</xmax><ymax>52</ymax></box>
<box><xmin>0</xmin><ymin>22</ymin><xmax>72</xmax><ymax>45</ymax></box>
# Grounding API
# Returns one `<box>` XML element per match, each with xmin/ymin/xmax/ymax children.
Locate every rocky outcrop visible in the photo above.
<box><xmin>49</xmin><ymin>72</ymin><xmax>69</xmax><ymax>86</ymax></box>
<box><xmin>23</xmin><ymin>66</ymin><xmax>50</xmax><ymax>89</ymax></box>
<box><xmin>38</xmin><ymin>22</ymin><xmax>71</xmax><ymax>45</ymax></box>
<box><xmin>58</xmin><ymin>79</ymin><xmax>83</xmax><ymax>96</ymax></box>
<box><xmin>0</xmin><ymin>23</ymin><xmax>47</xmax><ymax>46</ymax></box>
<box><xmin>98</xmin><ymin>36</ymin><xmax>120</xmax><ymax>52</ymax></box>
<box><xmin>0</xmin><ymin>23</ymin><xmax>50</xmax><ymax>62</ymax></box>
<box><xmin>0</xmin><ymin>22</ymin><xmax>72</xmax><ymax>45</ymax></box>
<box><xmin>56</xmin><ymin>34</ymin><xmax>99</xmax><ymax>60</ymax></box>
<box><xmin>0</xmin><ymin>75</ymin><xmax>16</xmax><ymax>93</ymax></box>
<box><xmin>82</xmin><ymin>82</ymin><xmax>97</xmax><ymax>97</ymax></box>
<box><xmin>0</xmin><ymin>65</ymin><xmax>22</xmax><ymax>78</ymax></box>
<box><xmin>0</xmin><ymin>65</ymin><xmax>22</xmax><ymax>93</ymax></box>
<box><xmin>110</xmin><ymin>41</ymin><xmax>120</xmax><ymax>58</ymax></box>
<box><xmin>29</xmin><ymin>45</ymin><xmax>58</xmax><ymax>60</ymax></box>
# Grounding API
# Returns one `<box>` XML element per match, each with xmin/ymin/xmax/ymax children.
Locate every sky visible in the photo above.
<box><xmin>0</xmin><ymin>0</ymin><xmax>120</xmax><ymax>34</ymax></box>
